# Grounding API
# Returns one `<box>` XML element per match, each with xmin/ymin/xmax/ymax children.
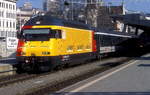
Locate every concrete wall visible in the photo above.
<box><xmin>0</xmin><ymin>41</ymin><xmax>16</xmax><ymax>58</ymax></box>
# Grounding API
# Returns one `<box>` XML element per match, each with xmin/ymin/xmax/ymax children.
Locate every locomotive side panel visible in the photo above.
<box><xmin>16</xmin><ymin>25</ymin><xmax>96</xmax><ymax>71</ymax></box>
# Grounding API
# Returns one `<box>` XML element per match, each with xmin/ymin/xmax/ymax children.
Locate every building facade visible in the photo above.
<box><xmin>0</xmin><ymin>0</ymin><xmax>17</xmax><ymax>57</ymax></box>
<box><xmin>43</xmin><ymin>0</ymin><xmax>124</xmax><ymax>31</ymax></box>
<box><xmin>43</xmin><ymin>0</ymin><xmax>59</xmax><ymax>12</ymax></box>
<box><xmin>17</xmin><ymin>2</ymin><xmax>44</xmax><ymax>31</ymax></box>
<box><xmin>0</xmin><ymin>0</ymin><xmax>17</xmax><ymax>39</ymax></box>
<box><xmin>97</xmin><ymin>5</ymin><xmax>125</xmax><ymax>31</ymax></box>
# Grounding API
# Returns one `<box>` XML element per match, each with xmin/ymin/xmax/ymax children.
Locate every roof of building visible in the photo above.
<box><xmin>5</xmin><ymin>0</ymin><xmax>17</xmax><ymax>3</ymax></box>
<box><xmin>111</xmin><ymin>14</ymin><xmax>150</xmax><ymax>30</ymax></box>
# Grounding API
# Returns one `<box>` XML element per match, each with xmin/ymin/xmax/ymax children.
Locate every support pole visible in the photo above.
<box><xmin>135</xmin><ymin>28</ymin><xmax>139</xmax><ymax>35</ymax></box>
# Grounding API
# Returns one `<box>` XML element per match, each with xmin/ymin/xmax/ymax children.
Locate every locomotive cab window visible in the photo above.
<box><xmin>53</xmin><ymin>29</ymin><xmax>62</xmax><ymax>39</ymax></box>
<box><xmin>21</xmin><ymin>28</ymin><xmax>55</xmax><ymax>41</ymax></box>
<box><xmin>21</xmin><ymin>29</ymin><xmax>62</xmax><ymax>41</ymax></box>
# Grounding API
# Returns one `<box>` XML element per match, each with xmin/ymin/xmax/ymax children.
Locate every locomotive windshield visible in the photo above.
<box><xmin>23</xmin><ymin>29</ymin><xmax>50</xmax><ymax>35</ymax></box>
<box><xmin>22</xmin><ymin>29</ymin><xmax>51</xmax><ymax>41</ymax></box>
<box><xmin>21</xmin><ymin>28</ymin><xmax>62</xmax><ymax>41</ymax></box>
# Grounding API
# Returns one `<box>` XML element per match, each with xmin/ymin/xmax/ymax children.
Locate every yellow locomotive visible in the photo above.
<box><xmin>16</xmin><ymin>15</ymin><xmax>97</xmax><ymax>71</ymax></box>
<box><xmin>16</xmin><ymin>15</ymin><xmax>133</xmax><ymax>72</ymax></box>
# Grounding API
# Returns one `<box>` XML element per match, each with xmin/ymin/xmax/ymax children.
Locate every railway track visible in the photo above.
<box><xmin>0</xmin><ymin>57</ymin><xmax>111</xmax><ymax>88</ymax></box>
<box><xmin>0</xmin><ymin>57</ymin><xmax>132</xmax><ymax>95</ymax></box>
<box><xmin>0</xmin><ymin>63</ymin><xmax>88</xmax><ymax>88</ymax></box>
<box><xmin>25</xmin><ymin>57</ymin><xmax>132</xmax><ymax>95</ymax></box>
<box><xmin>0</xmin><ymin>73</ymin><xmax>37</xmax><ymax>88</ymax></box>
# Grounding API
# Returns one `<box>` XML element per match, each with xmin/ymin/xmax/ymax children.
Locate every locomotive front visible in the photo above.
<box><xmin>16</xmin><ymin>26</ymin><xmax>61</xmax><ymax>71</ymax></box>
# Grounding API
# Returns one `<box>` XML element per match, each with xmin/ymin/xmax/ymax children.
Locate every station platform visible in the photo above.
<box><xmin>0</xmin><ymin>58</ymin><xmax>16</xmax><ymax>76</ymax></box>
<box><xmin>59</xmin><ymin>53</ymin><xmax>150</xmax><ymax>93</ymax></box>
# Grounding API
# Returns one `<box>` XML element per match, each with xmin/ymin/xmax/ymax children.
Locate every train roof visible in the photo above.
<box><xmin>24</xmin><ymin>15</ymin><xmax>135</xmax><ymax>38</ymax></box>
<box><xmin>24</xmin><ymin>15</ymin><xmax>91</xmax><ymax>30</ymax></box>
<box><xmin>91</xmin><ymin>27</ymin><xmax>134</xmax><ymax>36</ymax></box>
<box><xmin>94</xmin><ymin>28</ymin><xmax>136</xmax><ymax>38</ymax></box>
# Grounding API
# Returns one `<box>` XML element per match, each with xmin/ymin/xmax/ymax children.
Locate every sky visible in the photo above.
<box><xmin>17</xmin><ymin>0</ymin><xmax>150</xmax><ymax>13</ymax></box>
<box><xmin>105</xmin><ymin>0</ymin><xmax>150</xmax><ymax>13</ymax></box>
<box><xmin>17</xmin><ymin>0</ymin><xmax>43</xmax><ymax>9</ymax></box>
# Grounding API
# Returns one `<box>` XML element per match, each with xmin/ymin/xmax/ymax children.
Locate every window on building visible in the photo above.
<box><xmin>9</xmin><ymin>13</ymin><xmax>10</xmax><ymax>18</ymax></box>
<box><xmin>13</xmin><ymin>22</ymin><xmax>15</xmax><ymax>28</ymax></box>
<box><xmin>3</xmin><ymin>3</ymin><xmax>5</xmax><ymax>8</ymax></box>
<box><xmin>7</xmin><ymin>13</ymin><xmax>9</xmax><ymax>18</ymax></box>
<box><xmin>12</xmin><ymin>32</ymin><xmax>14</xmax><ymax>37</ymax></box>
<box><xmin>9</xmin><ymin>13</ymin><xmax>11</xmax><ymax>18</ymax></box>
<box><xmin>0</xmin><ymin>2</ymin><xmax>1</xmax><ymax>8</ymax></box>
<box><xmin>10</xmin><ymin>31</ymin><xmax>12</xmax><ymax>37</ymax></box>
<box><xmin>11</xmin><ymin>32</ymin><xmax>13</xmax><ymax>37</ymax></box>
<box><xmin>1</xmin><ymin>31</ymin><xmax>5</xmax><ymax>37</ymax></box>
<box><xmin>2</xmin><ymin>3</ymin><xmax>4</xmax><ymax>8</ymax></box>
<box><xmin>6</xmin><ymin>21</ymin><xmax>8</xmax><ymax>28</ymax></box>
<box><xmin>0</xmin><ymin>31</ymin><xmax>1</xmax><ymax>37</ymax></box>
<box><xmin>6</xmin><ymin>12</ymin><xmax>8</xmax><ymax>18</ymax></box>
<box><xmin>2</xmin><ymin>3</ymin><xmax>5</xmax><ymax>8</ymax></box>
<box><xmin>13</xmin><ymin>14</ymin><xmax>15</xmax><ymax>19</ymax></box>
<box><xmin>3</xmin><ymin>21</ymin><xmax>4</xmax><ymax>27</ymax></box>
<box><xmin>10</xmin><ymin>22</ymin><xmax>12</xmax><ymax>28</ymax></box>
<box><xmin>10</xmin><ymin>5</ymin><xmax>12</xmax><ymax>9</ymax></box>
<box><xmin>13</xmin><ymin>5</ymin><xmax>15</xmax><ymax>10</ymax></box>
<box><xmin>11</xmin><ymin>13</ymin><xmax>13</xmax><ymax>18</ymax></box>
<box><xmin>2</xmin><ymin>11</ymin><xmax>4</xmax><ymax>17</ymax></box>
<box><xmin>6</xmin><ymin>3</ymin><xmax>8</xmax><ymax>9</ymax></box>
<box><xmin>14</xmin><ymin>32</ymin><xmax>16</xmax><ymax>37</ymax></box>
<box><xmin>9</xmin><ymin>4</ymin><xmax>11</xmax><ymax>9</ymax></box>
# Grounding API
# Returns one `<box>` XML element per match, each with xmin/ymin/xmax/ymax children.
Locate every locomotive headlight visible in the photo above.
<box><xmin>17</xmin><ymin>51</ymin><xmax>26</xmax><ymax>56</ymax></box>
<box><xmin>21</xmin><ymin>52</ymin><xmax>26</xmax><ymax>55</ymax></box>
<box><xmin>25</xmin><ymin>59</ymin><xmax>29</xmax><ymax>63</ymax></box>
<box><xmin>140</xmin><ymin>45</ymin><xmax>143</xmax><ymax>48</ymax></box>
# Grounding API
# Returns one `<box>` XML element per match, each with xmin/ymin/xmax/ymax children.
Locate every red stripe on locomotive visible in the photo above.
<box><xmin>16</xmin><ymin>40</ymin><xmax>25</xmax><ymax>56</ymax></box>
<box><xmin>22</xmin><ymin>26</ymin><xmax>33</xmax><ymax>29</ymax></box>
<box><xmin>92</xmin><ymin>31</ymin><xmax>97</xmax><ymax>52</ymax></box>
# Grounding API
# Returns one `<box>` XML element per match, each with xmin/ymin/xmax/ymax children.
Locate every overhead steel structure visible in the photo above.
<box><xmin>111</xmin><ymin>14</ymin><xmax>150</xmax><ymax>35</ymax></box>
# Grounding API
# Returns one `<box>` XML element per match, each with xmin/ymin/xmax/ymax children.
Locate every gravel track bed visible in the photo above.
<box><xmin>26</xmin><ymin>57</ymin><xmax>131</xmax><ymax>95</ymax></box>
<box><xmin>0</xmin><ymin>71</ymin><xmax>59</xmax><ymax>88</ymax></box>
<box><xmin>0</xmin><ymin>74</ymin><xmax>37</xmax><ymax>88</ymax></box>
<box><xmin>0</xmin><ymin>57</ymin><xmax>130</xmax><ymax>95</ymax></box>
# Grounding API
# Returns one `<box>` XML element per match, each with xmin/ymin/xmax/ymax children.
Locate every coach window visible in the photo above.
<box><xmin>116</xmin><ymin>37</ymin><xmax>121</xmax><ymax>45</ymax></box>
<box><xmin>100</xmin><ymin>35</ymin><xmax>104</xmax><ymax>46</ymax></box>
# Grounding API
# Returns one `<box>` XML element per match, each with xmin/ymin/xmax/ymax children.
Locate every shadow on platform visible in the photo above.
<box><xmin>138</xmin><ymin>64</ymin><xmax>150</xmax><ymax>67</ymax></box>
<box><xmin>0</xmin><ymin>52</ymin><xmax>17</xmax><ymax>65</ymax></box>
<box><xmin>0</xmin><ymin>59</ymin><xmax>16</xmax><ymax>64</ymax></box>
<box><xmin>135</xmin><ymin>56</ymin><xmax>150</xmax><ymax>60</ymax></box>
<box><xmin>100</xmin><ymin>62</ymin><xmax>123</xmax><ymax>67</ymax></box>
<box><xmin>0</xmin><ymin>52</ymin><xmax>17</xmax><ymax>64</ymax></box>
<box><xmin>8</xmin><ymin>52</ymin><xmax>16</xmax><ymax>58</ymax></box>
